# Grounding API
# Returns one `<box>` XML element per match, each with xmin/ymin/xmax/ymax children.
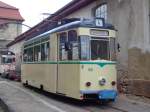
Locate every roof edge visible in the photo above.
<box><xmin>0</xmin><ymin>6</ymin><xmax>18</xmax><ymax>10</ymax></box>
<box><xmin>7</xmin><ymin>0</ymin><xmax>95</xmax><ymax>47</ymax></box>
<box><xmin>0</xmin><ymin>17</ymin><xmax>24</xmax><ymax>21</ymax></box>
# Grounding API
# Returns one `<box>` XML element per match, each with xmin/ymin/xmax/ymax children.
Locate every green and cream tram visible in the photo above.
<box><xmin>22</xmin><ymin>19</ymin><xmax>117</xmax><ymax>101</ymax></box>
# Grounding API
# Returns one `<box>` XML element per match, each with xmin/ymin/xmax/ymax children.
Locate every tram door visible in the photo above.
<box><xmin>57</xmin><ymin>32</ymin><xmax>67</xmax><ymax>94</ymax></box>
<box><xmin>57</xmin><ymin>31</ymin><xmax>79</xmax><ymax>96</ymax></box>
<box><xmin>48</xmin><ymin>34</ymin><xmax>58</xmax><ymax>93</ymax></box>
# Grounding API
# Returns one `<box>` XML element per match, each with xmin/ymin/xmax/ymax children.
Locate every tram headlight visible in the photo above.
<box><xmin>99</xmin><ymin>78</ymin><xmax>106</xmax><ymax>86</ymax></box>
<box><xmin>85</xmin><ymin>82</ymin><xmax>91</xmax><ymax>87</ymax></box>
<box><xmin>111</xmin><ymin>81</ymin><xmax>116</xmax><ymax>86</ymax></box>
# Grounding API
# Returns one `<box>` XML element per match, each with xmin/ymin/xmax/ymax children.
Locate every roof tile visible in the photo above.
<box><xmin>0</xmin><ymin>8</ymin><xmax>24</xmax><ymax>21</ymax></box>
<box><xmin>0</xmin><ymin>1</ymin><xmax>17</xmax><ymax>9</ymax></box>
<box><xmin>0</xmin><ymin>1</ymin><xmax>24</xmax><ymax>21</ymax></box>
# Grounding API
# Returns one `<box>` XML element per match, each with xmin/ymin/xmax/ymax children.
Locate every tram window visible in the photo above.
<box><xmin>2</xmin><ymin>57</ymin><xmax>5</xmax><ymax>63</ymax></box>
<box><xmin>41</xmin><ymin>37</ymin><xmax>49</xmax><ymax>43</ymax></box>
<box><xmin>91</xmin><ymin>38</ymin><xmax>109</xmax><ymax>60</ymax></box>
<box><xmin>2</xmin><ymin>57</ymin><xmax>11</xmax><ymax>63</ymax></box>
<box><xmin>59</xmin><ymin>32</ymin><xmax>67</xmax><ymax>60</ymax></box>
<box><xmin>60</xmin><ymin>32</ymin><xmax>67</xmax><ymax>43</ymax></box>
<box><xmin>68</xmin><ymin>30</ymin><xmax>77</xmax><ymax>42</ymax></box>
<box><xmin>27</xmin><ymin>48</ymin><xmax>34</xmax><ymax>62</ymax></box>
<box><xmin>41</xmin><ymin>43</ymin><xmax>46</xmax><ymax>61</ymax></box>
<box><xmin>34</xmin><ymin>45</ymin><xmax>41</xmax><ymax>61</ymax></box>
<box><xmin>7</xmin><ymin>58</ymin><xmax>13</xmax><ymax>63</ymax></box>
<box><xmin>45</xmin><ymin>42</ymin><xmax>50</xmax><ymax>61</ymax></box>
<box><xmin>68</xmin><ymin>30</ymin><xmax>79</xmax><ymax>60</ymax></box>
<box><xmin>23</xmin><ymin>49</ymin><xmax>28</xmax><ymax>62</ymax></box>
<box><xmin>40</xmin><ymin>41</ymin><xmax>50</xmax><ymax>61</ymax></box>
<box><xmin>110</xmin><ymin>38</ymin><xmax>116</xmax><ymax>61</ymax></box>
<box><xmin>80</xmin><ymin>36</ymin><xmax>90</xmax><ymax>60</ymax></box>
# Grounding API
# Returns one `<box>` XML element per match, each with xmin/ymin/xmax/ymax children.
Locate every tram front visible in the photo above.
<box><xmin>78</xmin><ymin>23</ymin><xmax>117</xmax><ymax>101</ymax></box>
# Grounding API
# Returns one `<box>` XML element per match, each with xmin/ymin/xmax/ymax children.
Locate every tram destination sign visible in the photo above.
<box><xmin>95</xmin><ymin>18</ymin><xmax>104</xmax><ymax>27</ymax></box>
<box><xmin>90</xmin><ymin>29</ymin><xmax>109</xmax><ymax>36</ymax></box>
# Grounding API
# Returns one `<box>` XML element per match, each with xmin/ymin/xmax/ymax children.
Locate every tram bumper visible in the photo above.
<box><xmin>98</xmin><ymin>90</ymin><xmax>117</xmax><ymax>100</ymax></box>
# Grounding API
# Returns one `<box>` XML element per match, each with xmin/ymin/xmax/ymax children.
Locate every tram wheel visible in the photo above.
<box><xmin>40</xmin><ymin>85</ymin><xmax>44</xmax><ymax>91</ymax></box>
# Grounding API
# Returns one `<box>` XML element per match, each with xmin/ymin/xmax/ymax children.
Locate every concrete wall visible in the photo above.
<box><xmin>9</xmin><ymin>41</ymin><xmax>24</xmax><ymax>72</ymax></box>
<box><xmin>108</xmin><ymin>0</ymin><xmax>150</xmax><ymax>80</ymax></box>
<box><xmin>127</xmin><ymin>0</ymin><xmax>150</xmax><ymax>80</ymax></box>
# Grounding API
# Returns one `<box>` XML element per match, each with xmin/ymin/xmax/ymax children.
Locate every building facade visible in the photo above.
<box><xmin>0</xmin><ymin>1</ymin><xmax>24</xmax><ymax>51</ymax></box>
<box><xmin>7</xmin><ymin>0</ymin><xmax>150</xmax><ymax>96</ymax></box>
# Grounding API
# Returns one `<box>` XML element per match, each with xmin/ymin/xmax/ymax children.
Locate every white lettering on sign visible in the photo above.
<box><xmin>95</xmin><ymin>19</ymin><xmax>104</xmax><ymax>27</ymax></box>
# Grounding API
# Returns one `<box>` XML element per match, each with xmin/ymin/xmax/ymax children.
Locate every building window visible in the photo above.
<box><xmin>95</xmin><ymin>4</ymin><xmax>107</xmax><ymax>21</ymax></box>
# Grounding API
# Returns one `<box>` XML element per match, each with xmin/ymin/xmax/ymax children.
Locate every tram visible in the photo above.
<box><xmin>0</xmin><ymin>51</ymin><xmax>16</xmax><ymax>78</ymax></box>
<box><xmin>21</xmin><ymin>18</ymin><xmax>117</xmax><ymax>101</ymax></box>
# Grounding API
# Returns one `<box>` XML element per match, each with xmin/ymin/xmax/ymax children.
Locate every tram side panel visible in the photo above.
<box><xmin>21</xmin><ymin>64</ymin><xmax>57</xmax><ymax>93</ymax></box>
<box><xmin>57</xmin><ymin>64</ymin><xmax>81</xmax><ymax>99</ymax></box>
<box><xmin>21</xmin><ymin>34</ymin><xmax>58</xmax><ymax>93</ymax></box>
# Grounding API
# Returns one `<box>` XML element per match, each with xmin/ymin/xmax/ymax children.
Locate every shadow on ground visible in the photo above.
<box><xmin>24</xmin><ymin>85</ymin><xmax>111</xmax><ymax>108</ymax></box>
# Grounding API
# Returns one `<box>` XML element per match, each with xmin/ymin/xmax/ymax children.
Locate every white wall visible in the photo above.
<box><xmin>9</xmin><ymin>41</ymin><xmax>24</xmax><ymax>72</ymax></box>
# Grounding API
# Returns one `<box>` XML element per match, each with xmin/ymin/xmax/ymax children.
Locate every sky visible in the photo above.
<box><xmin>1</xmin><ymin>0</ymin><xmax>72</xmax><ymax>31</ymax></box>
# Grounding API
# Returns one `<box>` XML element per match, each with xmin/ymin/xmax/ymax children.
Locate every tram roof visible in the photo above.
<box><xmin>0</xmin><ymin>51</ymin><xmax>15</xmax><ymax>55</ymax></box>
<box><xmin>24</xmin><ymin>19</ymin><xmax>115</xmax><ymax>45</ymax></box>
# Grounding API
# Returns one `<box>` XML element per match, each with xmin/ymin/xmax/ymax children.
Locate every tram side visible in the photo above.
<box><xmin>22</xmin><ymin>20</ymin><xmax>117</xmax><ymax>101</ymax></box>
<box><xmin>22</xmin><ymin>34</ymin><xmax>58</xmax><ymax>93</ymax></box>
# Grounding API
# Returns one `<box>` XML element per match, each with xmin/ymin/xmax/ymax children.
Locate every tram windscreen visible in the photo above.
<box><xmin>2</xmin><ymin>57</ymin><xmax>15</xmax><ymax>64</ymax></box>
<box><xmin>91</xmin><ymin>39</ymin><xmax>109</xmax><ymax>60</ymax></box>
<box><xmin>80</xmin><ymin>36</ymin><xmax>116</xmax><ymax>61</ymax></box>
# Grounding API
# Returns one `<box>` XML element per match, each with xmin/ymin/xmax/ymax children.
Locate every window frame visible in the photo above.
<box><xmin>59</xmin><ymin>30</ymin><xmax>79</xmax><ymax>61</ymax></box>
<box><xmin>90</xmin><ymin>37</ymin><xmax>110</xmax><ymax>60</ymax></box>
<box><xmin>95</xmin><ymin>3</ymin><xmax>107</xmax><ymax>21</ymax></box>
<box><xmin>23</xmin><ymin>37</ymin><xmax>50</xmax><ymax>63</ymax></box>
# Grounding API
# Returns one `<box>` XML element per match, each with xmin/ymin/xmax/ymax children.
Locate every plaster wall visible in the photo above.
<box><xmin>66</xmin><ymin>0</ymin><xmax>107</xmax><ymax>19</ymax></box>
<box><xmin>108</xmin><ymin>0</ymin><xmax>150</xmax><ymax>80</ymax></box>
<box><xmin>9</xmin><ymin>41</ymin><xmax>24</xmax><ymax>72</ymax></box>
<box><xmin>67</xmin><ymin>2</ymin><xmax>97</xmax><ymax>19</ymax></box>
